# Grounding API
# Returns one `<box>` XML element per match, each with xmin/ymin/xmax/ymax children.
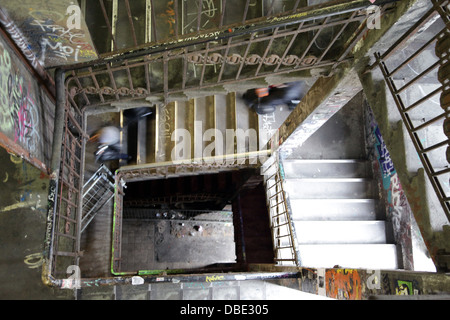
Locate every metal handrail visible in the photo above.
<box><xmin>81</xmin><ymin>164</ymin><xmax>115</xmax><ymax>232</ymax></box>
<box><xmin>262</xmin><ymin>153</ymin><xmax>299</xmax><ymax>266</ymax></box>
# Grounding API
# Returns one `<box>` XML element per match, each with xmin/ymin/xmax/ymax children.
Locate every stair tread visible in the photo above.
<box><xmin>284</xmin><ymin>178</ymin><xmax>376</xmax><ymax>199</ymax></box>
<box><xmin>283</xmin><ymin>159</ymin><xmax>368</xmax><ymax>163</ymax></box>
<box><xmin>297</xmin><ymin>244</ymin><xmax>398</xmax><ymax>269</ymax></box>
<box><xmin>293</xmin><ymin>221</ymin><xmax>387</xmax><ymax>245</ymax></box>
<box><xmin>282</xmin><ymin>158</ymin><xmax>372</xmax><ymax>179</ymax></box>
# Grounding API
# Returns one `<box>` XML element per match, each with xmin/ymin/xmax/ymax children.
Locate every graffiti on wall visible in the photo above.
<box><xmin>365</xmin><ymin>104</ymin><xmax>414</xmax><ymax>270</ymax></box>
<box><xmin>1</xmin><ymin>0</ymin><xmax>97</xmax><ymax>67</ymax></box>
<box><xmin>0</xmin><ymin>38</ymin><xmax>42</xmax><ymax>157</ymax></box>
<box><xmin>326</xmin><ymin>269</ymin><xmax>362</xmax><ymax>300</ymax></box>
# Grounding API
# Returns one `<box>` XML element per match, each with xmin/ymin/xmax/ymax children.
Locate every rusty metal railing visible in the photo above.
<box><xmin>370</xmin><ymin>0</ymin><xmax>450</xmax><ymax>222</ymax></box>
<box><xmin>43</xmin><ymin>69</ymin><xmax>87</xmax><ymax>286</ymax></box>
<box><xmin>64</xmin><ymin>0</ymin><xmax>397</xmax><ymax>108</ymax></box>
<box><xmin>262</xmin><ymin>153</ymin><xmax>299</xmax><ymax>266</ymax></box>
<box><xmin>84</xmin><ymin>0</ymin><xmax>396</xmax><ymax>57</ymax></box>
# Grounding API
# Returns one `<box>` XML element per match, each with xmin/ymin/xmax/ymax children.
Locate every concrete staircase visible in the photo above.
<box><xmin>122</xmin><ymin>92</ymin><xmax>263</xmax><ymax>166</ymax></box>
<box><xmin>282</xmin><ymin>159</ymin><xmax>399</xmax><ymax>269</ymax></box>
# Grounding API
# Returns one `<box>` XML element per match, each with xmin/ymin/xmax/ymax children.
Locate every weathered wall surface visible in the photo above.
<box><xmin>0</xmin><ymin>0</ymin><xmax>97</xmax><ymax>67</ymax></box>
<box><xmin>364</xmin><ymin>100</ymin><xmax>415</xmax><ymax>270</ymax></box>
<box><xmin>0</xmin><ymin>33</ymin><xmax>54</xmax><ymax>171</ymax></box>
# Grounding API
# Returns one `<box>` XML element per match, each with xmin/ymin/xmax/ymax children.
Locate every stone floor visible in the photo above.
<box><xmin>119</xmin><ymin>217</ymin><xmax>236</xmax><ymax>272</ymax></box>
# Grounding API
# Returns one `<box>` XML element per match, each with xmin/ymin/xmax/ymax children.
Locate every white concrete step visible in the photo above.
<box><xmin>293</xmin><ymin>221</ymin><xmax>388</xmax><ymax>244</ymax></box>
<box><xmin>282</xmin><ymin>159</ymin><xmax>371</xmax><ymax>179</ymax></box>
<box><xmin>297</xmin><ymin>244</ymin><xmax>398</xmax><ymax>269</ymax></box>
<box><xmin>284</xmin><ymin>178</ymin><xmax>375</xmax><ymax>199</ymax></box>
<box><xmin>289</xmin><ymin>199</ymin><xmax>380</xmax><ymax>221</ymax></box>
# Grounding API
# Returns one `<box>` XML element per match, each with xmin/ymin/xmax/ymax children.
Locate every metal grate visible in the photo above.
<box><xmin>370</xmin><ymin>0</ymin><xmax>450</xmax><ymax>222</ymax></box>
<box><xmin>262</xmin><ymin>153</ymin><xmax>299</xmax><ymax>266</ymax></box>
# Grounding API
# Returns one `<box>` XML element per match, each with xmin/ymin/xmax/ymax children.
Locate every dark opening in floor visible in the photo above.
<box><xmin>117</xmin><ymin>168</ymin><xmax>260</xmax><ymax>273</ymax></box>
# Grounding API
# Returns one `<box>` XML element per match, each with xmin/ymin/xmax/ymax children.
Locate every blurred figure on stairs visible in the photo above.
<box><xmin>243</xmin><ymin>81</ymin><xmax>307</xmax><ymax>115</ymax></box>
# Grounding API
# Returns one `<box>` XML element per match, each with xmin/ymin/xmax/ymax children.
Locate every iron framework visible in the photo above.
<box><xmin>66</xmin><ymin>0</ymin><xmax>397</xmax><ymax>108</ymax></box>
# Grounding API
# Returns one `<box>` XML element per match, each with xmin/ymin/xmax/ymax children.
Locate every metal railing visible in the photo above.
<box><xmin>369</xmin><ymin>0</ymin><xmax>450</xmax><ymax>222</ymax></box>
<box><xmin>81</xmin><ymin>164</ymin><xmax>115</xmax><ymax>232</ymax></box>
<box><xmin>64</xmin><ymin>0</ymin><xmax>397</xmax><ymax>108</ymax></box>
<box><xmin>43</xmin><ymin>70</ymin><xmax>87</xmax><ymax>285</ymax></box>
<box><xmin>81</xmin><ymin>0</ymin><xmax>396</xmax><ymax>57</ymax></box>
<box><xmin>262</xmin><ymin>153</ymin><xmax>299</xmax><ymax>266</ymax></box>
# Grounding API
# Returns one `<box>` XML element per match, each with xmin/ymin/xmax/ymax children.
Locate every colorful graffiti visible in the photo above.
<box><xmin>24</xmin><ymin>14</ymin><xmax>97</xmax><ymax>66</ymax></box>
<box><xmin>1</xmin><ymin>1</ymin><xmax>97</xmax><ymax>67</ymax></box>
<box><xmin>326</xmin><ymin>269</ymin><xmax>362</xmax><ymax>300</ymax></box>
<box><xmin>365</xmin><ymin>105</ymin><xmax>414</xmax><ymax>270</ymax></box>
<box><xmin>0</xmin><ymin>39</ymin><xmax>41</xmax><ymax>155</ymax></box>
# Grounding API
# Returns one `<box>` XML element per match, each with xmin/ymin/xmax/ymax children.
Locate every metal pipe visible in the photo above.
<box><xmin>42</xmin><ymin>68</ymin><xmax>66</xmax><ymax>287</ymax></box>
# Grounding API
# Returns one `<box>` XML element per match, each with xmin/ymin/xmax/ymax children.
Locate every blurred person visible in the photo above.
<box><xmin>243</xmin><ymin>81</ymin><xmax>307</xmax><ymax>115</ymax></box>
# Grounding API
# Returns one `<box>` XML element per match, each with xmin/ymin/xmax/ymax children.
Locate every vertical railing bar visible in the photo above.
<box><xmin>124</xmin><ymin>60</ymin><xmax>135</xmax><ymax>98</ymax></box>
<box><xmin>255</xmin><ymin>27</ymin><xmax>280</xmax><ymax>76</ymax></box>
<box><xmin>217</xmin><ymin>37</ymin><xmax>232</xmax><ymax>82</ymax></box>
<box><xmin>197</xmin><ymin>0</ymin><xmax>202</xmax><ymax>33</ymax></box>
<box><xmin>150</xmin><ymin>0</ymin><xmax>157</xmax><ymax>42</ymax></box>
<box><xmin>124</xmin><ymin>0</ymin><xmax>138</xmax><ymax>46</ymax></box>
<box><xmin>99</xmin><ymin>0</ymin><xmax>117</xmax><ymax>51</ymax></box>
<box><xmin>200</xmin><ymin>42</ymin><xmax>210</xmax><ymax>86</ymax></box>
<box><xmin>70</xmin><ymin>71</ymin><xmax>91</xmax><ymax>107</ymax></box>
<box><xmin>106</xmin><ymin>63</ymin><xmax>120</xmax><ymax>101</ymax></box>
<box><xmin>182</xmin><ymin>47</ymin><xmax>189</xmax><ymax>89</ymax></box>
<box><xmin>274</xmin><ymin>21</ymin><xmax>304</xmax><ymax>73</ymax></box>
<box><xmin>295</xmin><ymin>16</ymin><xmax>330</xmax><ymax>68</ymax></box>
<box><xmin>317</xmin><ymin>11</ymin><xmax>357</xmax><ymax>64</ymax></box>
<box><xmin>163</xmin><ymin>53</ymin><xmax>169</xmax><ymax>101</ymax></box>
<box><xmin>334</xmin><ymin>11</ymin><xmax>372</xmax><ymax>66</ymax></box>
<box><xmin>235</xmin><ymin>32</ymin><xmax>255</xmax><ymax>80</ymax></box>
<box><xmin>219</xmin><ymin>0</ymin><xmax>226</xmax><ymax>27</ymax></box>
<box><xmin>292</xmin><ymin>0</ymin><xmax>301</xmax><ymax>12</ymax></box>
<box><xmin>144</xmin><ymin>55</ymin><xmax>151</xmax><ymax>93</ymax></box>
<box><xmin>88</xmin><ymin>67</ymin><xmax>105</xmax><ymax>104</ymax></box>
<box><xmin>242</xmin><ymin>0</ymin><xmax>250</xmax><ymax>24</ymax></box>
<box><xmin>174</xmin><ymin>0</ymin><xmax>179</xmax><ymax>39</ymax></box>
<box><xmin>267</xmin><ymin>0</ymin><xmax>276</xmax><ymax>17</ymax></box>
<box><xmin>111</xmin><ymin>0</ymin><xmax>118</xmax><ymax>52</ymax></box>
